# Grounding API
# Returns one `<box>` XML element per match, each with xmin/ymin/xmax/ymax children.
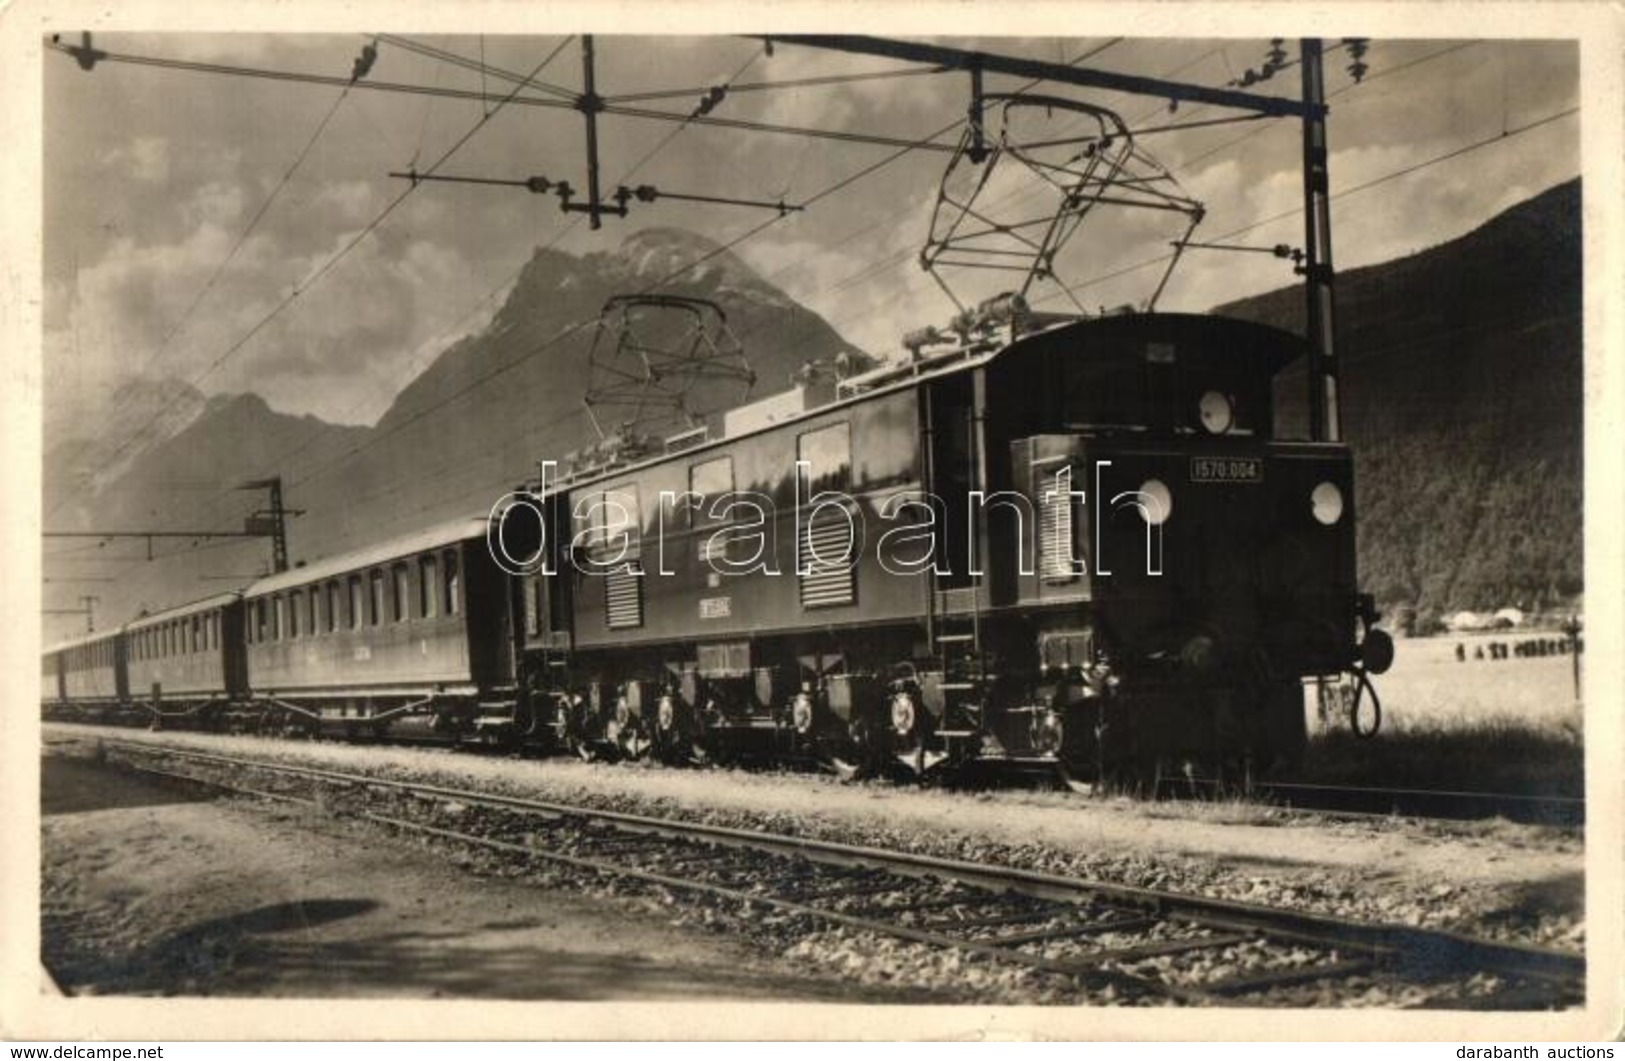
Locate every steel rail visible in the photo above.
<box><xmin>83</xmin><ymin>736</ymin><xmax>1585</xmax><ymax>998</ymax></box>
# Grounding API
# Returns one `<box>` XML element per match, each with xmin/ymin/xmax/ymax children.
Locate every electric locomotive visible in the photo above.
<box><xmin>499</xmin><ymin>295</ymin><xmax>1392</xmax><ymax>782</ymax></box>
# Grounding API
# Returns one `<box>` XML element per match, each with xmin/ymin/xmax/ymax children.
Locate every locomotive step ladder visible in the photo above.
<box><xmin>931</xmin><ymin>587</ymin><xmax>987</xmax><ymax>727</ymax></box>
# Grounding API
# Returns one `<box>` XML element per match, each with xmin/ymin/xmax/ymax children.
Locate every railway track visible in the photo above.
<box><xmin>55</xmin><ymin>735</ymin><xmax>1585</xmax><ymax>1009</ymax></box>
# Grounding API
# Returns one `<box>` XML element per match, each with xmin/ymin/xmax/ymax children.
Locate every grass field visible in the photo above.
<box><xmin>1299</xmin><ymin>632</ymin><xmax>1584</xmax><ymax>797</ymax></box>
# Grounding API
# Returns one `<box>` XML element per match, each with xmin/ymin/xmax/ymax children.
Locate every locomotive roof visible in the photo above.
<box><xmin>542</xmin><ymin>311</ymin><xmax>1306</xmax><ymax>497</ymax></box>
<box><xmin>244</xmin><ymin>514</ymin><xmax>491</xmax><ymax>598</ymax></box>
<box><xmin>124</xmin><ymin>591</ymin><xmax>243</xmax><ymax>631</ymax></box>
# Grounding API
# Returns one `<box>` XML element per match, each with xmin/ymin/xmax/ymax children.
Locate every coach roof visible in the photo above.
<box><xmin>124</xmin><ymin>591</ymin><xmax>243</xmax><ymax>632</ymax></box>
<box><xmin>43</xmin><ymin>628</ymin><xmax>123</xmax><ymax>657</ymax></box>
<box><xmin>243</xmin><ymin>515</ymin><xmax>490</xmax><ymax>598</ymax></box>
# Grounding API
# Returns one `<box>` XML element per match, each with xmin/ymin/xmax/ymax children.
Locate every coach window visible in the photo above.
<box><xmin>191</xmin><ymin>616</ymin><xmax>201</xmax><ymax>652</ymax></box>
<box><xmin>443</xmin><ymin>550</ymin><xmax>460</xmax><ymax>616</ymax></box>
<box><xmin>391</xmin><ymin>564</ymin><xmax>410</xmax><ymax>622</ymax></box>
<box><xmin>369</xmin><ymin>569</ymin><xmax>386</xmax><ymax>626</ymax></box>
<box><xmin>289</xmin><ymin>591</ymin><xmax>302</xmax><ymax>639</ymax></box>
<box><xmin>276</xmin><ymin>596</ymin><xmax>288</xmax><ymax>641</ymax></box>
<box><xmin>349</xmin><ymin>575</ymin><xmax>365</xmax><ymax>630</ymax></box>
<box><xmin>419</xmin><ymin>555</ymin><xmax>438</xmax><ymax>619</ymax></box>
<box><xmin>305</xmin><ymin>589</ymin><xmax>317</xmax><ymax>638</ymax></box>
<box><xmin>327</xmin><ymin>581</ymin><xmax>342</xmax><ymax>633</ymax></box>
<box><xmin>798</xmin><ymin>422</ymin><xmax>852</xmax><ymax>494</ymax></box>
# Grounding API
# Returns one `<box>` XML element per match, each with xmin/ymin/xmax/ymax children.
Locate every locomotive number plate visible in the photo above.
<box><xmin>1190</xmin><ymin>456</ymin><xmax>1263</xmax><ymax>483</ymax></box>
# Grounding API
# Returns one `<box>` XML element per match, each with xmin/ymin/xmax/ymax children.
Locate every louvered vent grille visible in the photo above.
<box><xmin>799</xmin><ymin>510</ymin><xmax>856</xmax><ymax>608</ymax></box>
<box><xmin>605</xmin><ymin>564</ymin><xmax>644</xmax><ymax>629</ymax></box>
<box><xmin>1040</xmin><ymin>492</ymin><xmax>1078</xmax><ymax>584</ymax></box>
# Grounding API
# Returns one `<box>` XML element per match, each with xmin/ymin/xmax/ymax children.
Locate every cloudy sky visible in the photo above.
<box><xmin>43</xmin><ymin>30</ymin><xmax>1579</xmax><ymax>426</ymax></box>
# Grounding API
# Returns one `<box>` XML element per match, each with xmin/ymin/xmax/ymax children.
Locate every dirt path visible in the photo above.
<box><xmin>40</xmin><ymin>753</ymin><xmax>930</xmax><ymax>1001</ymax></box>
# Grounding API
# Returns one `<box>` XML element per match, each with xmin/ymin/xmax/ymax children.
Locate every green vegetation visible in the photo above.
<box><xmin>1220</xmin><ymin>179</ymin><xmax>1583</xmax><ymax>628</ymax></box>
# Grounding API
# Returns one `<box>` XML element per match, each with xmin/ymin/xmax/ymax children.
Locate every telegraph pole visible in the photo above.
<box><xmin>43</xmin><ymin>595</ymin><xmax>98</xmax><ymax>633</ymax></box>
<box><xmin>1301</xmin><ymin>39</ymin><xmax>1341</xmax><ymax>443</ymax></box>
<box><xmin>238</xmin><ymin>476</ymin><xmax>302</xmax><ymax>573</ymax></box>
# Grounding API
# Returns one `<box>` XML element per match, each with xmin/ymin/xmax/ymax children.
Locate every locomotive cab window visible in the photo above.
<box><xmin>688</xmin><ymin>456</ymin><xmax>734</xmax><ymax>526</ymax></box>
<box><xmin>798</xmin><ymin>422</ymin><xmax>852</xmax><ymax>494</ymax></box>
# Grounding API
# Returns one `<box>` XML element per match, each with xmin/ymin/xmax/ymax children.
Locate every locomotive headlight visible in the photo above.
<box><xmin>890</xmin><ymin>692</ymin><xmax>917</xmax><ymax>737</ymax></box>
<box><xmin>1198</xmin><ymin>390</ymin><xmax>1234</xmax><ymax>434</ymax></box>
<box><xmin>1137</xmin><ymin>478</ymin><xmax>1173</xmax><ymax>525</ymax></box>
<box><xmin>1311</xmin><ymin>481</ymin><xmax>1345</xmax><ymax>525</ymax></box>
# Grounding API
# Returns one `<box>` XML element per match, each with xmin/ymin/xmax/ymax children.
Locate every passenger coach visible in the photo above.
<box><xmin>239</xmin><ymin>516</ymin><xmax>519</xmax><ymax>739</ymax></box>
<box><xmin>124</xmin><ymin>592</ymin><xmax>245</xmax><ymax>728</ymax></box>
<box><xmin>43</xmin><ymin>628</ymin><xmax>126</xmax><ymax>722</ymax></box>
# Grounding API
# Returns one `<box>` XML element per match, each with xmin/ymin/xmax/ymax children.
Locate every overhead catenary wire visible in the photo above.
<box><xmin>42</xmin><ymin>38</ymin><xmax>968</xmax><ymax>155</ymax></box>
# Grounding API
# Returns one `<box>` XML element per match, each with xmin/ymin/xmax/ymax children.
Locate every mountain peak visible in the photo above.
<box><xmin>600</xmin><ymin>226</ymin><xmax>786</xmax><ymax>304</ymax></box>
